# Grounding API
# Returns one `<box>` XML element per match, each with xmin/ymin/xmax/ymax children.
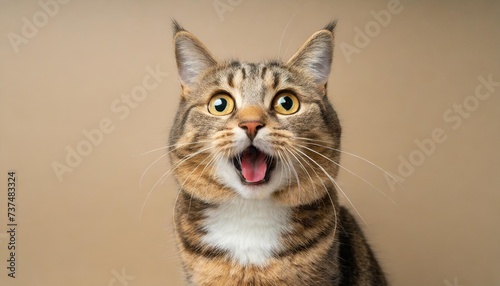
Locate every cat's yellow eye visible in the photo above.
<box><xmin>272</xmin><ymin>93</ymin><xmax>300</xmax><ymax>115</ymax></box>
<box><xmin>208</xmin><ymin>94</ymin><xmax>235</xmax><ymax>116</ymax></box>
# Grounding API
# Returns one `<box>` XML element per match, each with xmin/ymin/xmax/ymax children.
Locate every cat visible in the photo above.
<box><xmin>168</xmin><ymin>20</ymin><xmax>388</xmax><ymax>285</ymax></box>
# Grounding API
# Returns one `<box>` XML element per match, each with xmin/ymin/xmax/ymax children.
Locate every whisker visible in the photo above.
<box><xmin>171</xmin><ymin>186</ymin><xmax>183</xmax><ymax>237</ymax></box>
<box><xmin>287</xmin><ymin>147</ymin><xmax>339</xmax><ymax>243</ymax></box>
<box><xmin>285</xmin><ymin>149</ymin><xmax>318</xmax><ymax>204</ymax></box>
<box><xmin>295</xmin><ymin>137</ymin><xmax>406</xmax><ymax>191</ymax></box>
<box><xmin>140</xmin><ymin>152</ymin><xmax>169</xmax><ymax>189</ymax></box>
<box><xmin>204</xmin><ymin>153</ymin><xmax>225</xmax><ymax>199</ymax></box>
<box><xmin>135</xmin><ymin>140</ymin><xmax>211</xmax><ymax>156</ymax></box>
<box><xmin>284</xmin><ymin>150</ymin><xmax>305</xmax><ymax>203</ymax></box>
<box><xmin>276</xmin><ymin>150</ymin><xmax>287</xmax><ymax>188</ymax></box>
<box><xmin>179</xmin><ymin>151</ymin><xmax>217</xmax><ymax>191</ymax></box>
<box><xmin>290</xmin><ymin>145</ymin><xmax>367</xmax><ymax>225</ymax></box>
<box><xmin>190</xmin><ymin>152</ymin><xmax>221</xmax><ymax>194</ymax></box>
<box><xmin>283</xmin><ymin>31</ymin><xmax>296</xmax><ymax>60</ymax></box>
<box><xmin>277</xmin><ymin>9</ymin><xmax>299</xmax><ymax>60</ymax></box>
<box><xmin>283</xmin><ymin>150</ymin><xmax>301</xmax><ymax>195</ymax></box>
<box><xmin>138</xmin><ymin>140</ymin><xmax>211</xmax><ymax>189</ymax></box>
<box><xmin>288</xmin><ymin>147</ymin><xmax>327</xmax><ymax>198</ymax></box>
<box><xmin>140</xmin><ymin>145</ymin><xmax>215</xmax><ymax>223</ymax></box>
<box><xmin>277</xmin><ymin>150</ymin><xmax>289</xmax><ymax>189</ymax></box>
<box><xmin>297</xmin><ymin>144</ymin><xmax>397</xmax><ymax>205</ymax></box>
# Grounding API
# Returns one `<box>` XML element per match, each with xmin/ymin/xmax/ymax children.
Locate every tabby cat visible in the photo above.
<box><xmin>168</xmin><ymin>20</ymin><xmax>388</xmax><ymax>285</ymax></box>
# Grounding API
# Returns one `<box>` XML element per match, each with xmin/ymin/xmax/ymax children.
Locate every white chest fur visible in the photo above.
<box><xmin>201</xmin><ymin>198</ymin><xmax>291</xmax><ymax>266</ymax></box>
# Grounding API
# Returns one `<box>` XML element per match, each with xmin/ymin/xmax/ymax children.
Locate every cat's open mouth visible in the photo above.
<box><xmin>233</xmin><ymin>146</ymin><xmax>276</xmax><ymax>185</ymax></box>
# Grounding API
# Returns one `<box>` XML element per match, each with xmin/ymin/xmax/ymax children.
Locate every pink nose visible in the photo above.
<box><xmin>239</xmin><ymin>121</ymin><xmax>265</xmax><ymax>140</ymax></box>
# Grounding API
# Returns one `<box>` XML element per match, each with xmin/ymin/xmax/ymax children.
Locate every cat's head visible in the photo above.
<box><xmin>169</xmin><ymin>21</ymin><xmax>341</xmax><ymax>206</ymax></box>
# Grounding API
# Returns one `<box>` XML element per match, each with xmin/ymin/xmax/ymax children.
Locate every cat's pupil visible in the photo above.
<box><xmin>214</xmin><ymin>98</ymin><xmax>227</xmax><ymax>112</ymax></box>
<box><xmin>278</xmin><ymin>96</ymin><xmax>294</xmax><ymax>110</ymax></box>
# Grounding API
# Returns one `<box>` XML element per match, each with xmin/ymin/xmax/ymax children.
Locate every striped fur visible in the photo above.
<box><xmin>169</xmin><ymin>21</ymin><xmax>387</xmax><ymax>285</ymax></box>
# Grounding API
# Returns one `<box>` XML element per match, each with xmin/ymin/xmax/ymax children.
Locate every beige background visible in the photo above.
<box><xmin>1</xmin><ymin>0</ymin><xmax>499</xmax><ymax>285</ymax></box>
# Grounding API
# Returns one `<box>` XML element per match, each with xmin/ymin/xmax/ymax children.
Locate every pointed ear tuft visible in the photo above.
<box><xmin>172</xmin><ymin>20</ymin><xmax>185</xmax><ymax>35</ymax></box>
<box><xmin>173</xmin><ymin>22</ymin><xmax>217</xmax><ymax>87</ymax></box>
<box><xmin>323</xmin><ymin>20</ymin><xmax>337</xmax><ymax>33</ymax></box>
<box><xmin>287</xmin><ymin>23</ymin><xmax>335</xmax><ymax>86</ymax></box>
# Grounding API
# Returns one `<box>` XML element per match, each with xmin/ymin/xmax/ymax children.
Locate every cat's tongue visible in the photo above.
<box><xmin>241</xmin><ymin>147</ymin><xmax>267</xmax><ymax>183</ymax></box>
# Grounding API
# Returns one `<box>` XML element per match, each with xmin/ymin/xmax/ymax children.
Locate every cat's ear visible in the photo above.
<box><xmin>287</xmin><ymin>21</ymin><xmax>336</xmax><ymax>86</ymax></box>
<box><xmin>173</xmin><ymin>21</ymin><xmax>218</xmax><ymax>89</ymax></box>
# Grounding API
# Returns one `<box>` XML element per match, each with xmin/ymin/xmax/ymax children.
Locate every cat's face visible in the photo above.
<box><xmin>169</xmin><ymin>22</ymin><xmax>341</xmax><ymax>206</ymax></box>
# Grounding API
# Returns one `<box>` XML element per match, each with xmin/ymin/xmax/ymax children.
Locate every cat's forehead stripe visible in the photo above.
<box><xmin>249</xmin><ymin>63</ymin><xmax>258</xmax><ymax>76</ymax></box>
<box><xmin>213</xmin><ymin>62</ymin><xmax>311</xmax><ymax>105</ymax></box>
<box><xmin>228</xmin><ymin>63</ymin><xmax>280</xmax><ymax>78</ymax></box>
<box><xmin>241</xmin><ymin>67</ymin><xmax>246</xmax><ymax>79</ymax></box>
<box><xmin>272</xmin><ymin>72</ymin><xmax>280</xmax><ymax>90</ymax></box>
<box><xmin>261</xmin><ymin>66</ymin><xmax>267</xmax><ymax>79</ymax></box>
<box><xmin>228</xmin><ymin>61</ymin><xmax>241</xmax><ymax>68</ymax></box>
<box><xmin>227</xmin><ymin>72</ymin><xmax>234</xmax><ymax>88</ymax></box>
